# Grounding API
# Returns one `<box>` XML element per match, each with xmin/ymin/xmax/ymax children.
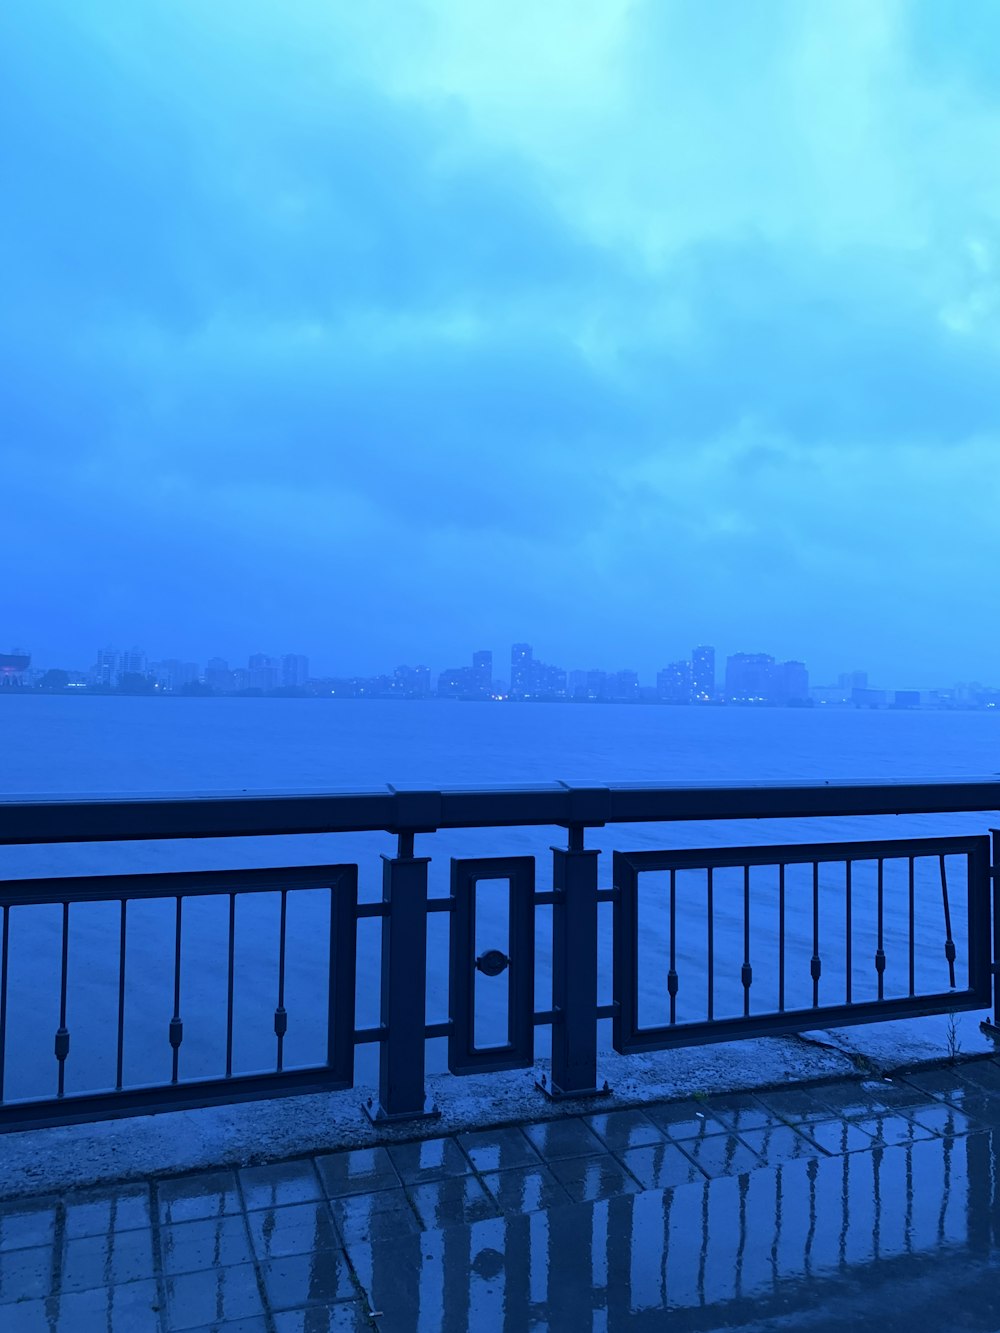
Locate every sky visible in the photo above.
<box><xmin>2</xmin><ymin>0</ymin><xmax>999</xmax><ymax>685</ymax></box>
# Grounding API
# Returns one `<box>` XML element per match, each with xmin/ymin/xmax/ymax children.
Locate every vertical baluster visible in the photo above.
<box><xmin>55</xmin><ymin>902</ymin><xmax>70</xmax><ymax>1098</ymax></box>
<box><xmin>741</xmin><ymin>865</ymin><xmax>752</xmax><ymax>1017</ymax></box>
<box><xmin>327</xmin><ymin>884</ymin><xmax>340</xmax><ymax>1069</ymax></box>
<box><xmin>778</xmin><ymin>864</ymin><xmax>785</xmax><ymax>1012</ymax></box>
<box><xmin>940</xmin><ymin>855</ymin><xmax>957</xmax><ymax>988</ymax></box>
<box><xmin>169</xmin><ymin>898</ymin><xmax>184</xmax><ymax>1084</ymax></box>
<box><xmin>115</xmin><ymin>900</ymin><xmax>127</xmax><ymax>1091</ymax></box>
<box><xmin>875</xmin><ymin>860</ymin><xmax>886</xmax><ymax>1000</ymax></box>
<box><xmin>706</xmin><ymin>867</ymin><xmax>714</xmax><ymax>1022</ymax></box>
<box><xmin>810</xmin><ymin>863</ymin><xmax>821</xmax><ymax>1008</ymax></box>
<box><xmin>845</xmin><ymin>862</ymin><xmax>853</xmax><ymax>1004</ymax></box>
<box><xmin>908</xmin><ymin>858</ymin><xmax>915</xmax><ymax>998</ymax></box>
<box><xmin>225</xmin><ymin>893</ymin><xmax>236</xmax><ymax>1079</ymax></box>
<box><xmin>275</xmin><ymin>889</ymin><xmax>288</xmax><ymax>1071</ymax></box>
<box><xmin>667</xmin><ymin>870</ymin><xmax>678</xmax><ymax>1025</ymax></box>
<box><xmin>0</xmin><ymin>905</ymin><xmax>8</xmax><ymax>1103</ymax></box>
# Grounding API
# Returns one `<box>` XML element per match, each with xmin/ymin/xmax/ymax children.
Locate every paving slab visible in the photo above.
<box><xmin>479</xmin><ymin>1163</ymin><xmax>570</xmax><ymax>1214</ymax></box>
<box><xmin>245</xmin><ymin>1200</ymin><xmax>341</xmax><ymax>1261</ymax></box>
<box><xmin>2</xmin><ymin>1063</ymin><xmax>1000</xmax><ymax>1329</ymax></box>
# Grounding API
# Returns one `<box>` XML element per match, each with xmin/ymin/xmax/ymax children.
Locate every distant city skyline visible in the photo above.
<box><xmin>7</xmin><ymin>639</ymin><xmax>1000</xmax><ymax>708</ymax></box>
<box><xmin>6</xmin><ymin>632</ymin><xmax>994</xmax><ymax>694</ymax></box>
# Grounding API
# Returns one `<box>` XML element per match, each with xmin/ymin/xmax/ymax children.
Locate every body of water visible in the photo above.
<box><xmin>1</xmin><ymin>696</ymin><xmax>997</xmax><ymax>1101</ymax></box>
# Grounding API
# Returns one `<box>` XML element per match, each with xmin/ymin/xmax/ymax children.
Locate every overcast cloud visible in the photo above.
<box><xmin>3</xmin><ymin>0</ymin><xmax>999</xmax><ymax>683</ymax></box>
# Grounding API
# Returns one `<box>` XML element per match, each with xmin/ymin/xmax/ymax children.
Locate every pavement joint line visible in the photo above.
<box><xmin>148</xmin><ymin>1178</ymin><xmax>169</xmax><ymax>1333</ymax></box>
<box><xmin>231</xmin><ymin>1152</ymin><xmax>277</xmax><ymax>1333</ymax></box>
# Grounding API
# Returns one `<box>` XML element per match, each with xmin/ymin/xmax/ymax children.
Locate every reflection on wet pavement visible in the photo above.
<box><xmin>5</xmin><ymin>1063</ymin><xmax>1000</xmax><ymax>1330</ymax></box>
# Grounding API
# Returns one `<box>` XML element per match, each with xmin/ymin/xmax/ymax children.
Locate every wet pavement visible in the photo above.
<box><xmin>5</xmin><ymin>1061</ymin><xmax>1000</xmax><ymax>1330</ymax></box>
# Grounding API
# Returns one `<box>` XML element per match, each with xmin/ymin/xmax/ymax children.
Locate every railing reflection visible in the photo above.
<box><xmin>354</xmin><ymin>1126</ymin><xmax>995</xmax><ymax>1331</ymax></box>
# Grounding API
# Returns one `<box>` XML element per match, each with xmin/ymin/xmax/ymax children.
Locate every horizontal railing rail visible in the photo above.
<box><xmin>3</xmin><ymin>777</ymin><xmax>1000</xmax><ymax>843</ymax></box>
<box><xmin>0</xmin><ymin>781</ymin><xmax>998</xmax><ymax>1131</ymax></box>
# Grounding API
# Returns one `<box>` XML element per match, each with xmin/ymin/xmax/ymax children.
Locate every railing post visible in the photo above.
<box><xmin>371</xmin><ymin>830</ymin><xmax>437</xmax><ymax>1122</ymax></box>
<box><xmin>545</xmin><ymin>824</ymin><xmax>606</xmax><ymax>1098</ymax></box>
<box><xmin>992</xmin><ymin>830</ymin><xmax>1000</xmax><ymax>1030</ymax></box>
<box><xmin>978</xmin><ymin>829</ymin><xmax>1000</xmax><ymax>1041</ymax></box>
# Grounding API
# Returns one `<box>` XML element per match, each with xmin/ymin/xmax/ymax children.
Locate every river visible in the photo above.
<box><xmin>1</xmin><ymin>695</ymin><xmax>997</xmax><ymax>1101</ymax></box>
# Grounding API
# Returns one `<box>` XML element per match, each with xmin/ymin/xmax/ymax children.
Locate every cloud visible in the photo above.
<box><xmin>2</xmin><ymin>0</ymin><xmax>999</xmax><ymax>680</ymax></box>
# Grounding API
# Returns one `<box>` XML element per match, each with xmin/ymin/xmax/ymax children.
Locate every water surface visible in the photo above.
<box><xmin>1</xmin><ymin>697</ymin><xmax>997</xmax><ymax>1100</ymax></box>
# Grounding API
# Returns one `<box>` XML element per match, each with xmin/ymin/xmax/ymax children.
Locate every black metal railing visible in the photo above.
<box><xmin>612</xmin><ymin>837</ymin><xmax>990</xmax><ymax>1053</ymax></box>
<box><xmin>0</xmin><ymin>779</ymin><xmax>998</xmax><ymax>1131</ymax></box>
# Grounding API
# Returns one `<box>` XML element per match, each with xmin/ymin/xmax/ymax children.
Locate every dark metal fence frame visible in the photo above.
<box><xmin>0</xmin><ymin>779</ymin><xmax>998</xmax><ymax>1132</ymax></box>
<box><xmin>0</xmin><ymin>866</ymin><xmax>359</xmax><ymax>1127</ymax></box>
<box><xmin>612</xmin><ymin>836</ymin><xmax>992</xmax><ymax>1053</ymax></box>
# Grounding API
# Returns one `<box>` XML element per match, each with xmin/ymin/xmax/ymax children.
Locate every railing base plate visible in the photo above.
<box><xmin>535</xmin><ymin>1076</ymin><xmax>612</xmax><ymax>1102</ymax></box>
<box><xmin>362</xmin><ymin>1099</ymin><xmax>440</xmax><ymax>1126</ymax></box>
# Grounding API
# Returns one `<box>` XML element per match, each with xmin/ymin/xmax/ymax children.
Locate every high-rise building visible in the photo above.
<box><xmin>92</xmin><ymin>646</ymin><xmax>121</xmax><ymax>688</ymax></box>
<box><xmin>393</xmin><ymin>665</ymin><xmax>431</xmax><ymax>698</ymax></box>
<box><xmin>248</xmin><ymin>653</ymin><xmax>280</xmax><ymax>692</ymax></box>
<box><xmin>657</xmin><ymin>661</ymin><xmax>692</xmax><ymax>703</ymax></box>
<box><xmin>777</xmin><ymin>660</ymin><xmax>809</xmax><ymax>704</ymax></box>
<box><xmin>725</xmin><ymin>653</ymin><xmax>775</xmax><ymax>703</ymax></box>
<box><xmin>510</xmin><ymin>643</ymin><xmax>533</xmax><ymax>698</ymax></box>
<box><xmin>692</xmin><ymin>646</ymin><xmax>715</xmax><ymax>702</ymax></box>
<box><xmin>587</xmin><ymin>669</ymin><xmax>609</xmax><ymax>700</ymax></box>
<box><xmin>608</xmin><ymin>670</ymin><xmax>640</xmax><ymax>702</ymax></box>
<box><xmin>472</xmin><ymin>651</ymin><xmax>492</xmax><ymax>695</ymax></box>
<box><xmin>436</xmin><ymin>666</ymin><xmax>472</xmax><ymax>698</ymax></box>
<box><xmin>568</xmin><ymin>670</ymin><xmax>589</xmax><ymax>699</ymax></box>
<box><xmin>91</xmin><ymin>645</ymin><xmax>147</xmax><ymax>687</ymax></box>
<box><xmin>121</xmin><ymin>646</ymin><xmax>147</xmax><ymax>679</ymax></box>
<box><xmin>150</xmin><ymin>659</ymin><xmax>199</xmax><ymax>692</ymax></box>
<box><xmin>205</xmin><ymin>657</ymin><xmax>233</xmax><ymax>693</ymax></box>
<box><xmin>282</xmin><ymin>654</ymin><xmax>310</xmax><ymax>688</ymax></box>
<box><xmin>438</xmin><ymin>649</ymin><xmax>496</xmax><ymax>700</ymax></box>
<box><xmin>536</xmin><ymin>663</ymin><xmax>567</xmax><ymax>698</ymax></box>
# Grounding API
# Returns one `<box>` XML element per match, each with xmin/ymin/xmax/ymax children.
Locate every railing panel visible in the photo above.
<box><xmin>0</xmin><ymin>865</ymin><xmax>358</xmax><ymax>1131</ymax></box>
<box><xmin>448</xmin><ymin>857</ymin><xmax>534</xmax><ymax>1075</ymax></box>
<box><xmin>613</xmin><ymin>836</ymin><xmax>991</xmax><ymax>1055</ymax></box>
